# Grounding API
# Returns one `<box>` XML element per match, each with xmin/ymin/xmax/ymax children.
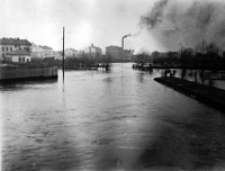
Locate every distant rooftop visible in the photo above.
<box><xmin>39</xmin><ymin>45</ymin><xmax>52</xmax><ymax>50</ymax></box>
<box><xmin>106</xmin><ymin>45</ymin><xmax>122</xmax><ymax>48</ymax></box>
<box><xmin>65</xmin><ymin>48</ymin><xmax>77</xmax><ymax>51</ymax></box>
<box><xmin>0</xmin><ymin>38</ymin><xmax>31</xmax><ymax>46</ymax></box>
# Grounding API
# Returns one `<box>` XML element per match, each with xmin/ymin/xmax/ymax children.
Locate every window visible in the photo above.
<box><xmin>10</xmin><ymin>47</ymin><xmax>12</xmax><ymax>51</ymax></box>
<box><xmin>2</xmin><ymin>47</ymin><xmax>4</xmax><ymax>51</ymax></box>
<box><xmin>27</xmin><ymin>47</ymin><xmax>30</xmax><ymax>52</ymax></box>
<box><xmin>6</xmin><ymin>47</ymin><xmax>8</xmax><ymax>51</ymax></box>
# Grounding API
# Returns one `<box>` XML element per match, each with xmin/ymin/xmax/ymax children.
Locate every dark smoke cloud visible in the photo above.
<box><xmin>140</xmin><ymin>0</ymin><xmax>225</xmax><ymax>51</ymax></box>
<box><xmin>141</xmin><ymin>0</ymin><xmax>168</xmax><ymax>29</ymax></box>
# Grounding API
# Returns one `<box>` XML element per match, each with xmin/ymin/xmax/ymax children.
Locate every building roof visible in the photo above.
<box><xmin>106</xmin><ymin>45</ymin><xmax>122</xmax><ymax>49</ymax></box>
<box><xmin>0</xmin><ymin>38</ymin><xmax>31</xmax><ymax>46</ymax></box>
<box><xmin>65</xmin><ymin>48</ymin><xmax>78</xmax><ymax>52</ymax></box>
<box><xmin>7</xmin><ymin>50</ymin><xmax>31</xmax><ymax>56</ymax></box>
<box><xmin>39</xmin><ymin>45</ymin><xmax>53</xmax><ymax>50</ymax></box>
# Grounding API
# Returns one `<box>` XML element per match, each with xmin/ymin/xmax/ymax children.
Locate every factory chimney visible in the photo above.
<box><xmin>122</xmin><ymin>34</ymin><xmax>131</xmax><ymax>50</ymax></box>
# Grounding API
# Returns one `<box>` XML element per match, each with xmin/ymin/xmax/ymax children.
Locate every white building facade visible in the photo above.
<box><xmin>31</xmin><ymin>44</ymin><xmax>54</xmax><ymax>59</ymax></box>
<box><xmin>0</xmin><ymin>38</ymin><xmax>31</xmax><ymax>62</ymax></box>
<box><xmin>83</xmin><ymin>44</ymin><xmax>102</xmax><ymax>59</ymax></box>
<box><xmin>6</xmin><ymin>50</ymin><xmax>31</xmax><ymax>63</ymax></box>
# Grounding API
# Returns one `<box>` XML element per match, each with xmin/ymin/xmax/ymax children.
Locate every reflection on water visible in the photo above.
<box><xmin>1</xmin><ymin>63</ymin><xmax>225</xmax><ymax>171</ymax></box>
<box><xmin>0</xmin><ymin>78</ymin><xmax>57</xmax><ymax>91</ymax></box>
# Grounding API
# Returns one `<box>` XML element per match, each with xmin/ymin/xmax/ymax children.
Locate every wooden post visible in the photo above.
<box><xmin>63</xmin><ymin>27</ymin><xmax>65</xmax><ymax>80</ymax></box>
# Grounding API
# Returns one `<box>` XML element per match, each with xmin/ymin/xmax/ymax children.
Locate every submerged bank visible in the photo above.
<box><xmin>154</xmin><ymin>77</ymin><xmax>225</xmax><ymax>113</ymax></box>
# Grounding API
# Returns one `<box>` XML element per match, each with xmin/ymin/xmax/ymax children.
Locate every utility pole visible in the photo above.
<box><xmin>63</xmin><ymin>27</ymin><xmax>65</xmax><ymax>80</ymax></box>
<box><xmin>179</xmin><ymin>43</ymin><xmax>183</xmax><ymax>67</ymax></box>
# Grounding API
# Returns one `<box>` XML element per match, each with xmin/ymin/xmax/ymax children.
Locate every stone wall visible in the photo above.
<box><xmin>0</xmin><ymin>66</ymin><xmax>58</xmax><ymax>80</ymax></box>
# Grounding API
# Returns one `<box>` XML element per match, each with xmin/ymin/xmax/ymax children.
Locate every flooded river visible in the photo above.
<box><xmin>1</xmin><ymin>63</ymin><xmax>225</xmax><ymax>171</ymax></box>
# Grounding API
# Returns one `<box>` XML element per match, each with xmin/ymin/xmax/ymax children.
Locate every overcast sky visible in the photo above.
<box><xmin>0</xmin><ymin>0</ymin><xmax>162</xmax><ymax>53</ymax></box>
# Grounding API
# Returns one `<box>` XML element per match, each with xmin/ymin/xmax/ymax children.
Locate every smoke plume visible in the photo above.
<box><xmin>140</xmin><ymin>0</ymin><xmax>225</xmax><ymax>51</ymax></box>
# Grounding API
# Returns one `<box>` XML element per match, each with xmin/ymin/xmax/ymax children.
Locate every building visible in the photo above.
<box><xmin>105</xmin><ymin>45</ymin><xmax>134</xmax><ymax>61</ymax></box>
<box><xmin>0</xmin><ymin>38</ymin><xmax>31</xmax><ymax>62</ymax></box>
<box><xmin>105</xmin><ymin>46</ymin><xmax>123</xmax><ymax>60</ymax></box>
<box><xmin>65</xmin><ymin>48</ymin><xmax>79</xmax><ymax>58</ymax></box>
<box><xmin>123</xmin><ymin>49</ymin><xmax>134</xmax><ymax>60</ymax></box>
<box><xmin>83</xmin><ymin>44</ymin><xmax>102</xmax><ymax>59</ymax></box>
<box><xmin>31</xmin><ymin>44</ymin><xmax>54</xmax><ymax>59</ymax></box>
<box><xmin>5</xmin><ymin>50</ymin><xmax>31</xmax><ymax>63</ymax></box>
<box><xmin>54</xmin><ymin>51</ymin><xmax>63</xmax><ymax>60</ymax></box>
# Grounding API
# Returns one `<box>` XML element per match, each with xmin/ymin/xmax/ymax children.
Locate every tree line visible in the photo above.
<box><xmin>134</xmin><ymin>41</ymin><xmax>225</xmax><ymax>68</ymax></box>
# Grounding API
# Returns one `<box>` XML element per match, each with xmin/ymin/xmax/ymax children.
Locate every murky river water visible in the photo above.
<box><xmin>1</xmin><ymin>63</ymin><xmax>225</xmax><ymax>171</ymax></box>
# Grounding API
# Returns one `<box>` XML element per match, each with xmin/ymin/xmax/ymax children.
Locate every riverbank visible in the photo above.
<box><xmin>154</xmin><ymin>77</ymin><xmax>225</xmax><ymax>113</ymax></box>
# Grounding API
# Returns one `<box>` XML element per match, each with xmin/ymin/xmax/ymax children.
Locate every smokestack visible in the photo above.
<box><xmin>122</xmin><ymin>34</ymin><xmax>131</xmax><ymax>50</ymax></box>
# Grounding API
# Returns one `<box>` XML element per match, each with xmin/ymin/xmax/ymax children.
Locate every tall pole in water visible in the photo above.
<box><xmin>179</xmin><ymin>43</ymin><xmax>183</xmax><ymax>67</ymax></box>
<box><xmin>63</xmin><ymin>27</ymin><xmax>65</xmax><ymax>80</ymax></box>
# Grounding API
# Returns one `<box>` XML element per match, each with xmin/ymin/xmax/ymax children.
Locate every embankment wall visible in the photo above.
<box><xmin>0</xmin><ymin>66</ymin><xmax>58</xmax><ymax>81</ymax></box>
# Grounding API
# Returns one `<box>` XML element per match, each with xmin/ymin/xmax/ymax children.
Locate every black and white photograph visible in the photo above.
<box><xmin>1</xmin><ymin>0</ymin><xmax>225</xmax><ymax>170</ymax></box>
